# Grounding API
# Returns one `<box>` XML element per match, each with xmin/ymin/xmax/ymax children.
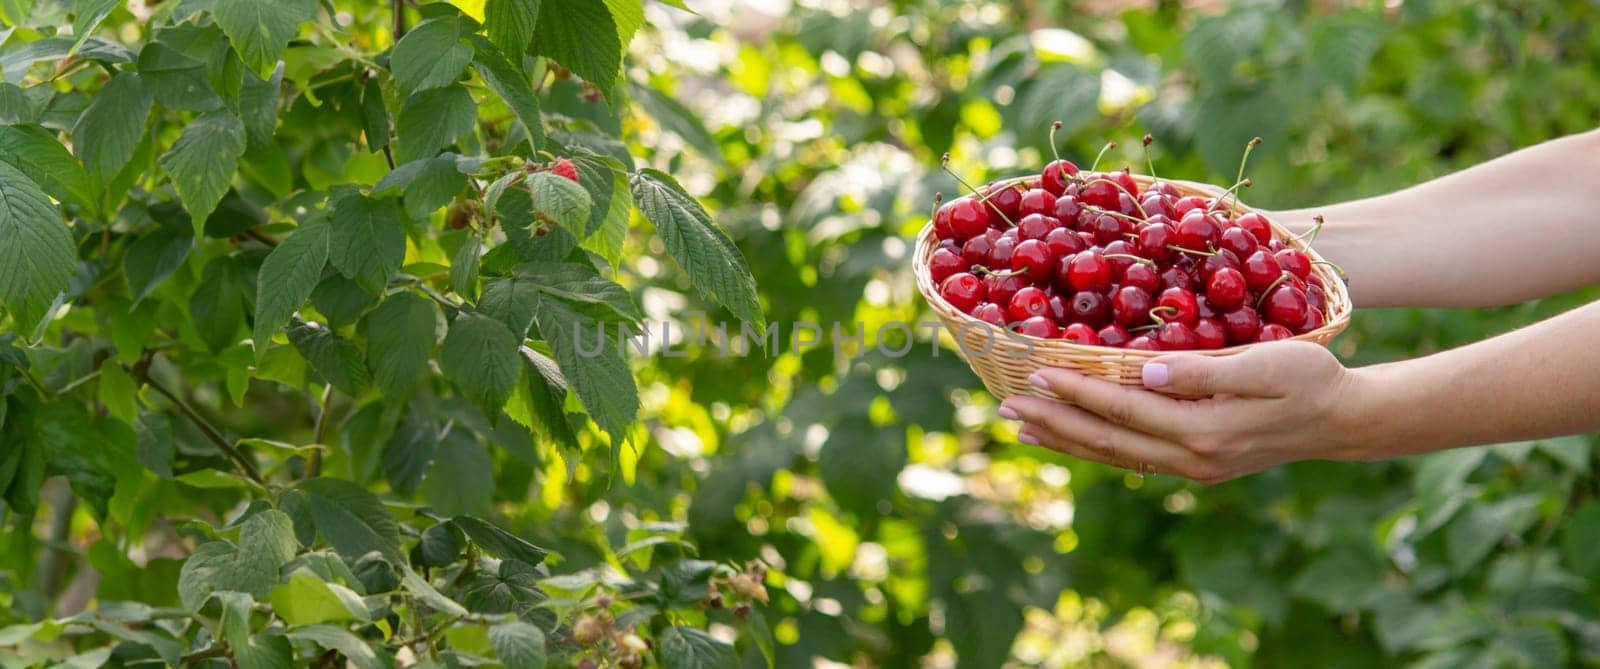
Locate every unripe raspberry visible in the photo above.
<box><xmin>573</xmin><ymin>616</ymin><xmax>605</xmax><ymax>645</ymax></box>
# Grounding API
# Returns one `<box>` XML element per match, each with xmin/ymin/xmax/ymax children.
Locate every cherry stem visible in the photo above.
<box><xmin>1255</xmin><ymin>272</ymin><xmax>1292</xmax><ymax>309</ymax></box>
<box><xmin>1205</xmin><ymin>177</ymin><xmax>1253</xmax><ymax>215</ymax></box>
<box><xmin>1083</xmin><ymin>205</ymin><xmax>1145</xmax><ymax>224</ymax></box>
<box><xmin>940</xmin><ymin>153</ymin><xmax>1017</xmax><ymax>227</ymax></box>
<box><xmin>1132</xmin><ymin>306</ymin><xmax>1178</xmax><ymax>332</ymax></box>
<box><xmin>1235</xmin><ymin>136</ymin><xmax>1263</xmax><ymax>191</ymax></box>
<box><xmin>1104</xmin><ymin>253</ymin><xmax>1156</xmax><ymax>267</ymax></box>
<box><xmin>1048</xmin><ymin>121</ymin><xmax>1063</xmax><ymax>162</ymax></box>
<box><xmin>1141</xmin><ymin>134</ymin><xmax>1159</xmax><ymax>183</ymax></box>
<box><xmin>1291</xmin><ymin>215</ymin><xmax>1325</xmax><ymax>245</ymax></box>
<box><xmin>930</xmin><ymin>191</ymin><xmax>943</xmax><ymax>222</ymax></box>
<box><xmin>1312</xmin><ymin>259</ymin><xmax>1349</xmax><ymax>281</ymax></box>
<box><xmin>1089</xmin><ymin>141</ymin><xmax>1117</xmax><ymax>172</ymax></box>
<box><xmin>1166</xmin><ymin>244</ymin><xmax>1217</xmax><ymax>257</ymax></box>
<box><xmin>1077</xmin><ymin>178</ymin><xmax>1150</xmax><ymax>218</ymax></box>
<box><xmin>973</xmin><ymin>266</ymin><xmax>1027</xmax><ymax>278</ymax></box>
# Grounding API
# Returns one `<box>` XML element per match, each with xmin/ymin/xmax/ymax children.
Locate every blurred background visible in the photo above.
<box><xmin>603</xmin><ymin>0</ymin><xmax>1600</xmax><ymax>666</ymax></box>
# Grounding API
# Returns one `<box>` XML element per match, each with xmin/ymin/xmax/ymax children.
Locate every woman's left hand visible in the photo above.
<box><xmin>998</xmin><ymin>341</ymin><xmax>1373</xmax><ymax>483</ymax></box>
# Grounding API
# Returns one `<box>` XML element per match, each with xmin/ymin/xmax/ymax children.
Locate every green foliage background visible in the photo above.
<box><xmin>2</xmin><ymin>0</ymin><xmax>1600</xmax><ymax>667</ymax></box>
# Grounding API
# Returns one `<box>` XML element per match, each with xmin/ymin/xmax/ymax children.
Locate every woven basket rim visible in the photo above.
<box><xmin>913</xmin><ymin>173</ymin><xmax>1353</xmax><ymax>359</ymax></box>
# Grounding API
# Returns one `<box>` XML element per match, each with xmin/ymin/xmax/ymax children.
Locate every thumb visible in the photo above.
<box><xmin>1141</xmin><ymin>351</ymin><xmax>1274</xmax><ymax>397</ymax></box>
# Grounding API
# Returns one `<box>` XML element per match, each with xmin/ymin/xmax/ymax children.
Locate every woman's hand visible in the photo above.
<box><xmin>998</xmin><ymin>342</ymin><xmax>1370</xmax><ymax>484</ymax></box>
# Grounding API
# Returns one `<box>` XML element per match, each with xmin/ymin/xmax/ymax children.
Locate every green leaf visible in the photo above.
<box><xmin>479</xmin><ymin>275</ymin><xmax>540</xmax><ymax>338</ymax></box>
<box><xmin>1019</xmin><ymin>63</ymin><xmax>1101</xmax><ymax>140</ymax></box>
<box><xmin>253</xmin><ymin>214</ymin><xmax>329</xmax><ymax>356</ymax></box>
<box><xmin>190</xmin><ymin>255</ymin><xmax>250</xmax><ymax>353</ymax></box>
<box><xmin>0</xmin><ymin>160</ymin><xmax>75</xmax><ymax>330</ymax></box>
<box><xmin>269</xmin><ymin>569</ymin><xmax>371</xmax><ymax>625</ymax></box>
<box><xmin>526</xmin><ymin>171</ymin><xmax>592</xmax><ymax>238</ymax></box>
<box><xmin>287</xmin><ymin>320</ymin><xmax>371</xmax><ymax>395</ymax></box>
<box><xmin>416</xmin><ymin>521</ymin><xmax>465</xmax><ymax>567</ymax></box>
<box><xmin>469</xmin><ymin>35</ymin><xmax>542</xmax><ymax>149</ymax></box>
<box><xmin>0</xmin><ymin>83</ymin><xmax>43</xmax><ymax>124</ymax></box>
<box><xmin>534</xmin><ymin>295</ymin><xmax>636</xmax><ymax>448</ymax></box>
<box><xmin>382</xmin><ymin>410</ymin><xmax>437</xmax><ymax>497</ymax></box>
<box><xmin>237</xmin><ymin>509</ymin><xmax>299</xmax><ymax>587</ymax></box>
<box><xmin>452</xmin><ymin>234</ymin><xmax>482</xmax><ymax>300</ymax></box>
<box><xmin>284</xmin><ymin>625</ymin><xmax>382</xmax><ymax>669</ymax></box>
<box><xmin>309</xmin><ymin>274</ymin><xmax>379</xmax><ymax>328</ymax></box>
<box><xmin>124</xmin><ymin>226</ymin><xmax>191</xmax><ymax>303</ymax></box>
<box><xmin>360</xmin><ymin>76</ymin><xmax>390</xmax><ymax>151</ymax></box>
<box><xmin>451</xmin><ymin>516</ymin><xmax>548</xmax><ymax>567</ymax></box>
<box><xmin>570</xmin><ymin>154</ymin><xmax>629</xmax><ymax>267</ymax></box>
<box><xmin>401</xmin><ymin>566</ymin><xmax>469</xmax><ymax>616</ymax></box>
<box><xmin>0</xmin><ymin>124</ymin><xmax>97</xmax><ymax>215</ymax></box>
<box><xmin>1191</xmin><ymin>86</ymin><xmax>1287</xmax><ymax>179</ymax></box>
<box><xmin>392</xmin><ymin>16</ymin><xmax>473</xmax><ymax>97</ymax></box>
<box><xmin>210</xmin><ymin>0</ymin><xmax>315</xmax><ymax>75</ymax></box>
<box><xmin>136</xmin><ymin>41</ymin><xmax>223</xmax><ymax>111</ymax></box>
<box><xmin>1446</xmin><ymin>495</ymin><xmax>1543</xmax><ymax>573</ymax></box>
<box><xmin>440</xmin><ymin>312</ymin><xmax>522</xmax><ymax>415</ymax></box>
<box><xmin>658</xmin><ymin>626</ymin><xmax>738</xmax><ymax>669</ymax></box>
<box><xmin>533</xmin><ymin>0</ymin><xmax>620</xmax><ymax>103</ymax></box>
<box><xmin>490</xmin><ymin>621</ymin><xmax>547</xmax><ymax>669</ymax></box>
<box><xmin>159</xmin><ymin>110</ymin><xmax>246</xmax><ymax>237</ymax></box>
<box><xmin>1309</xmin><ymin>12</ymin><xmax>1384</xmax><ymax>93</ymax></box>
<box><xmin>396</xmin><ymin>83</ymin><xmax>476</xmax><ymax>163</ymax></box>
<box><xmin>631</xmin><ymin>168</ymin><xmax>763</xmax><ymax>326</ymax></box>
<box><xmin>97</xmin><ymin>363</ymin><xmax>138</xmax><ymax>425</ymax></box>
<box><xmin>297</xmin><ymin>477</ymin><xmax>403</xmax><ymax>564</ymax></box>
<box><xmin>422</xmin><ymin>429</ymin><xmax>492</xmax><ymax>517</ymax></box>
<box><xmin>521</xmin><ymin>348</ymin><xmax>578</xmax><ymax>451</ymax></box>
<box><xmin>629</xmin><ymin>83</ymin><xmax>723</xmax><ymax>163</ymax></box>
<box><xmin>1182</xmin><ymin>8</ymin><xmax>1268</xmax><ymax>84</ymax></box>
<box><xmin>517</xmin><ymin>262</ymin><xmax>640</xmax><ymax>322</ymax></box>
<box><xmin>374</xmin><ymin>155</ymin><xmax>467</xmax><ymax>220</ymax></box>
<box><xmin>70</xmin><ymin>0</ymin><xmax>122</xmax><ymax>53</ymax></box>
<box><xmin>484</xmin><ymin>0</ymin><xmax>540</xmax><ymax>57</ymax></box>
<box><xmin>232</xmin><ymin>633</ymin><xmax>292</xmax><ymax>669</ymax></box>
<box><xmin>817</xmin><ymin>417</ymin><xmax>906</xmax><ymax>514</ymax></box>
<box><xmin>178</xmin><ymin>542</ymin><xmax>236</xmax><ymax>610</ymax></box>
<box><xmin>325</xmin><ymin>188</ymin><xmax>405</xmax><ymax>294</ymax></box>
<box><xmin>239</xmin><ymin>63</ymin><xmax>283</xmax><ymax>145</ymax></box>
<box><xmin>1563</xmin><ymin>502</ymin><xmax>1600</xmax><ymax>578</ymax></box>
<box><xmin>73</xmin><ymin>71</ymin><xmax>151</xmax><ymax>185</ymax></box>
<box><xmin>600</xmin><ymin>0</ymin><xmax>643</xmax><ymax>52</ymax></box>
<box><xmin>363</xmin><ymin>292</ymin><xmax>440</xmax><ymax>398</ymax></box>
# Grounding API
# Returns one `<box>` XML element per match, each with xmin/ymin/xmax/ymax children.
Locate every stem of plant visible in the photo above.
<box><xmin>1235</xmin><ymin>136</ymin><xmax>1263</xmax><ymax>190</ymax></box>
<box><xmin>138</xmin><ymin>367</ymin><xmax>266</xmax><ymax>485</ymax></box>
<box><xmin>1291</xmin><ymin>214</ymin><xmax>1326</xmax><ymax>245</ymax></box>
<box><xmin>1048</xmin><ymin>121</ymin><xmax>1063</xmax><ymax>162</ymax></box>
<box><xmin>1078</xmin><ymin>178</ymin><xmax>1150</xmax><ymax>218</ymax></box>
<box><xmin>309</xmin><ymin>384</ymin><xmax>334</xmax><ymax>478</ymax></box>
<box><xmin>939</xmin><ymin>153</ymin><xmax>1017</xmax><ymax>226</ymax></box>
<box><xmin>1083</xmin><ymin>205</ymin><xmax>1146</xmax><ymax>225</ymax></box>
<box><xmin>1088</xmin><ymin>141</ymin><xmax>1117</xmax><ymax>172</ymax></box>
<box><xmin>1167</xmin><ymin>244</ymin><xmax>1218</xmax><ymax>257</ymax></box>
<box><xmin>1256</xmin><ymin>272</ymin><xmax>1292</xmax><ymax>309</ymax></box>
<box><xmin>1141</xmin><ymin>134</ymin><xmax>1159</xmax><ymax>182</ymax></box>
<box><xmin>1205</xmin><ymin>177</ymin><xmax>1253</xmax><ymax>215</ymax></box>
<box><xmin>1105</xmin><ymin>253</ymin><xmax>1156</xmax><ymax>267</ymax></box>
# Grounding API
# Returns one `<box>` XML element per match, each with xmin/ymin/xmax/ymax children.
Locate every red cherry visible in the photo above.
<box><xmin>1156</xmin><ymin>288</ymin><xmax>1199</xmax><ymax>326</ymax></box>
<box><xmin>972</xmin><ymin>302</ymin><xmax>1005</xmax><ymax>327</ymax></box>
<box><xmin>948</xmin><ymin>198</ymin><xmax>990</xmax><ymax>240</ymax></box>
<box><xmin>1140</xmin><ymin>194</ymin><xmax>1173</xmax><ymax>219</ymax></box>
<box><xmin>1091</xmin><ymin>213</ymin><xmax>1132</xmax><ymax>246</ymax></box>
<box><xmin>1194</xmin><ymin>318</ymin><xmax>1227</xmax><ymax>349</ymax></box>
<box><xmin>1241</xmin><ymin>251</ymin><xmax>1284</xmax><ymax>292</ymax></box>
<box><xmin>1016</xmin><ymin>213</ymin><xmax>1059</xmax><ymax>241</ymax></box>
<box><xmin>1195</xmin><ymin>294</ymin><xmax>1218</xmax><ymax>320</ymax></box>
<box><xmin>1097</xmin><ymin>324</ymin><xmax>1131</xmax><ymax>347</ymax></box>
<box><xmin>1298</xmin><ymin>306</ymin><xmax>1325</xmax><ymax>334</ymax></box>
<box><xmin>1017</xmin><ymin>189</ymin><xmax>1056</xmax><ymax>218</ymax></box>
<box><xmin>988</xmin><ymin>235</ymin><xmax>1017</xmax><ymax>269</ymax></box>
<box><xmin>1066</xmin><ymin>251</ymin><xmax>1112</xmax><ymax>292</ymax></box>
<box><xmin>1125</xmin><ymin>334</ymin><xmax>1161</xmax><ymax>351</ymax></box>
<box><xmin>1257</xmin><ymin>323</ymin><xmax>1294</xmax><ymax>342</ymax></box>
<box><xmin>936</xmin><ymin>238</ymin><xmax>960</xmax><ymax>255</ymax></box>
<box><xmin>985</xmin><ymin>273</ymin><xmax>1028</xmax><ymax>308</ymax></box>
<box><xmin>1015</xmin><ymin>316</ymin><xmax>1058</xmax><ymax>339</ymax></box>
<box><xmin>1008</xmin><ymin>286</ymin><xmax>1051</xmax><ymax>323</ymax></box>
<box><xmin>1235</xmin><ymin>212</ymin><xmax>1272</xmax><ymax>245</ymax></box>
<box><xmin>1137</xmin><ymin>217</ymin><xmax>1176</xmax><ymax>263</ymax></box>
<box><xmin>1061</xmin><ymin>322</ymin><xmax>1099</xmax><ymax>345</ymax></box>
<box><xmin>1218</xmin><ymin>226</ymin><xmax>1259</xmax><ymax>260</ymax></box>
<box><xmin>1079</xmin><ymin>175</ymin><xmax>1120</xmax><ymax>210</ymax></box>
<box><xmin>1041</xmin><ymin>160</ymin><xmax>1079</xmax><ymax>195</ymax></box>
<box><xmin>1197</xmin><ymin>249</ymin><xmax>1241</xmax><ymax>283</ymax></box>
<box><xmin>1121</xmin><ymin>262</ymin><xmax>1160</xmax><ymax>294</ymax></box>
<box><xmin>1116</xmin><ymin>192</ymin><xmax>1140</xmax><ymax>216</ymax></box>
<box><xmin>1155</xmin><ymin>322</ymin><xmax>1197</xmax><ymax>351</ymax></box>
<box><xmin>929</xmin><ymin>248</ymin><xmax>964</xmax><ymax>285</ymax></box>
<box><xmin>1103</xmin><ymin>240</ymin><xmax>1141</xmax><ymax>276</ymax></box>
<box><xmin>1172</xmin><ymin>196</ymin><xmax>1207</xmax><ymax>218</ymax></box>
<box><xmin>933</xmin><ymin>201</ymin><xmax>957</xmax><ymax>240</ymax></box>
<box><xmin>1113</xmin><ymin>171</ymin><xmax>1138</xmax><ymax>197</ymax></box>
<box><xmin>1262</xmin><ymin>284</ymin><xmax>1309</xmax><ymax>326</ymax></box>
<box><xmin>1275</xmin><ymin>248</ymin><xmax>1312</xmax><ymax>280</ymax></box>
<box><xmin>1077</xmin><ymin>230</ymin><xmax>1097</xmax><ymax>247</ymax></box>
<box><xmin>1148</xmin><ymin>181</ymin><xmax>1181</xmax><ymax>198</ymax></box>
<box><xmin>962</xmin><ymin>233</ymin><xmax>997</xmax><ymax>267</ymax></box>
<box><xmin>1067</xmin><ymin>290</ymin><xmax>1111</xmax><ymax>328</ymax></box>
<box><xmin>1051</xmin><ymin>195</ymin><xmax>1082</xmax><ymax>224</ymax></box>
<box><xmin>1159</xmin><ymin>266</ymin><xmax>1193</xmax><ymax>292</ymax></box>
<box><xmin>1307</xmin><ymin>286</ymin><xmax>1327</xmax><ymax>314</ymax></box>
<box><xmin>940</xmin><ymin>273</ymin><xmax>985</xmax><ymax>312</ymax></box>
<box><xmin>1205</xmin><ymin>267</ymin><xmax>1248</xmax><ymax>310</ymax></box>
<box><xmin>1046</xmin><ymin>294</ymin><xmax>1069</xmax><ymax>322</ymax></box>
<box><xmin>984</xmin><ymin>184</ymin><xmax>1023</xmax><ymax>223</ymax></box>
<box><xmin>1173</xmin><ymin>211</ymin><xmax>1220</xmax><ymax>254</ymax></box>
<box><xmin>1111</xmin><ymin>286</ymin><xmax>1155</xmax><ymax>328</ymax></box>
<box><xmin>1043</xmin><ymin>227</ymin><xmax>1086</xmax><ymax>258</ymax></box>
<box><xmin>1010</xmin><ymin>239</ymin><xmax>1054</xmax><ymax>282</ymax></box>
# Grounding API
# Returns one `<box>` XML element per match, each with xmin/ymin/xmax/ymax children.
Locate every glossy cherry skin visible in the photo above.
<box><xmin>988</xmin><ymin>235</ymin><xmax>1017</xmax><ymax>269</ymax></box>
<box><xmin>1041</xmin><ymin>160</ymin><xmax>1080</xmax><ymax>195</ymax></box>
<box><xmin>1016</xmin><ymin>213</ymin><xmax>1059</xmax><ymax>241</ymax></box>
<box><xmin>1111</xmin><ymin>286</ymin><xmax>1155</xmax><ymax>328</ymax></box>
<box><xmin>1046</xmin><ymin>294</ymin><xmax>1069</xmax><ymax>323</ymax></box>
<box><xmin>1043</xmin><ymin>226</ymin><xmax>1087</xmax><ymax>258</ymax></box>
<box><xmin>1262</xmin><ymin>284</ymin><xmax>1309</xmax><ymax>327</ymax></box>
<box><xmin>1113</xmin><ymin>171</ymin><xmax>1138</xmax><ymax>196</ymax></box>
<box><xmin>1156</xmin><ymin>288</ymin><xmax>1200</xmax><ymax>326</ymax></box>
<box><xmin>1097</xmin><ymin>324</ymin><xmax>1132</xmax><ymax>347</ymax></box>
<box><xmin>929</xmin><ymin>248</ymin><xmax>965</xmax><ymax>285</ymax></box>
<box><xmin>1194</xmin><ymin>318</ymin><xmax>1228</xmax><ymax>349</ymax></box>
<box><xmin>1103</xmin><ymin>240</ymin><xmax>1140</xmax><ymax>276</ymax></box>
<box><xmin>1052</xmin><ymin>195</ymin><xmax>1083</xmax><ymax>224</ymax></box>
<box><xmin>940</xmin><ymin>273</ymin><xmax>985</xmax><ymax>312</ymax></box>
<box><xmin>1257</xmin><ymin>323</ymin><xmax>1294</xmax><ymax>342</ymax></box>
<box><xmin>962</xmin><ymin>233</ymin><xmax>997</xmax><ymax>267</ymax></box>
<box><xmin>985</xmin><ymin>273</ymin><xmax>1029</xmax><ymax>309</ymax></box>
<box><xmin>936</xmin><ymin>238</ymin><xmax>960</xmax><ymax>255</ymax></box>
<box><xmin>1173</xmin><ymin>211</ymin><xmax>1220</xmax><ymax>253</ymax></box>
<box><xmin>1078</xmin><ymin>175</ymin><xmax>1120</xmax><ymax>210</ymax></box>
<box><xmin>1235</xmin><ymin>211</ymin><xmax>1272</xmax><ymax>245</ymax></box>
<box><xmin>1205</xmin><ymin>267</ymin><xmax>1248</xmax><ymax>310</ymax></box>
<box><xmin>1159</xmin><ymin>266</ymin><xmax>1193</xmax><ymax>292</ymax></box>
<box><xmin>948</xmin><ymin>198</ymin><xmax>991</xmax><ymax>240</ymax></box>
<box><xmin>1116</xmin><ymin>192</ymin><xmax>1141</xmax><ymax>216</ymax></box>
<box><xmin>1010</xmin><ymin>239</ymin><xmax>1054</xmax><ymax>281</ymax></box>
<box><xmin>1125</xmin><ymin>334</ymin><xmax>1161</xmax><ymax>351</ymax></box>
<box><xmin>1155</xmin><ymin>322</ymin><xmax>1198</xmax><ymax>350</ymax></box>
<box><xmin>1275</xmin><ymin>248</ymin><xmax>1312</xmax><ymax>280</ymax></box>
<box><xmin>1137</xmin><ymin>219</ymin><xmax>1175</xmax><ymax>263</ymax></box>
<box><xmin>1197</xmin><ymin>249</ymin><xmax>1241</xmax><ymax>282</ymax></box>
<box><xmin>1121</xmin><ymin>262</ymin><xmax>1160</xmax><ymax>294</ymax></box>
<box><xmin>1172</xmin><ymin>195</ymin><xmax>1208</xmax><ymax>218</ymax></box>
<box><xmin>984</xmin><ymin>184</ymin><xmax>1023</xmax><ymax>222</ymax></box>
<box><xmin>1220</xmin><ymin>307</ymin><xmax>1262</xmax><ymax>345</ymax></box>
<box><xmin>1015</xmin><ymin>316</ymin><xmax>1059</xmax><ymax>339</ymax></box>
<box><xmin>1091</xmin><ymin>213</ymin><xmax>1132</xmax><ymax>246</ymax></box>
<box><xmin>971</xmin><ymin>302</ymin><xmax>1005</xmax><ymax>327</ymax></box>
<box><xmin>1241</xmin><ymin>250</ymin><xmax>1284</xmax><ymax>292</ymax></box>
<box><xmin>1061</xmin><ymin>322</ymin><xmax>1100</xmax><ymax>345</ymax></box>
<box><xmin>1067</xmin><ymin>291</ymin><xmax>1111</xmax><ymax>328</ymax></box>
<box><xmin>1307</xmin><ymin>285</ymin><xmax>1327</xmax><ymax>314</ymax></box>
<box><xmin>1297</xmin><ymin>306</ymin><xmax>1325</xmax><ymax>334</ymax></box>
<box><xmin>1017</xmin><ymin>188</ymin><xmax>1056</xmax><ymax>218</ymax></box>
<box><xmin>933</xmin><ymin>201</ymin><xmax>957</xmax><ymax>240</ymax></box>
<box><xmin>1140</xmin><ymin>194</ymin><xmax>1173</xmax><ymax>219</ymax></box>
<box><xmin>1065</xmin><ymin>251</ymin><xmax>1113</xmax><ymax>293</ymax></box>
<box><xmin>1195</xmin><ymin>294</ymin><xmax>1219</xmax><ymax>320</ymax></box>
<box><xmin>1008</xmin><ymin>286</ymin><xmax>1051</xmax><ymax>323</ymax></box>
<box><xmin>1218</xmin><ymin>226</ymin><xmax>1259</xmax><ymax>259</ymax></box>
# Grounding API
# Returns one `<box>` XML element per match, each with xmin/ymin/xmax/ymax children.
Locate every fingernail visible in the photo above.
<box><xmin>1028</xmin><ymin>372</ymin><xmax>1048</xmax><ymax>390</ymax></box>
<box><xmin>998</xmin><ymin>405</ymin><xmax>1019</xmax><ymax>420</ymax></box>
<box><xmin>1142</xmin><ymin>362</ymin><xmax>1170</xmax><ymax>388</ymax></box>
<box><xmin>1018</xmin><ymin>432</ymin><xmax>1039</xmax><ymax>445</ymax></box>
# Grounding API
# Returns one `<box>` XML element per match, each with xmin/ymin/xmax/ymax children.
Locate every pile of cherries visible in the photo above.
<box><xmin>928</xmin><ymin>140</ymin><xmax>1331</xmax><ymax>351</ymax></box>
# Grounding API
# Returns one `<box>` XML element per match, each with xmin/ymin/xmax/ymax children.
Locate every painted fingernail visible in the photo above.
<box><xmin>1018</xmin><ymin>432</ymin><xmax>1039</xmax><ymax>445</ymax></box>
<box><xmin>998</xmin><ymin>405</ymin><xmax>1019</xmax><ymax>420</ymax></box>
<box><xmin>1028</xmin><ymin>372</ymin><xmax>1048</xmax><ymax>390</ymax></box>
<box><xmin>1142</xmin><ymin>362</ymin><xmax>1170</xmax><ymax>388</ymax></box>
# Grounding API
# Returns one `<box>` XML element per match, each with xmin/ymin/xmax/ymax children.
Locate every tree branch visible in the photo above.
<box><xmin>309</xmin><ymin>384</ymin><xmax>335</xmax><ymax>478</ymax></box>
<box><xmin>136</xmin><ymin>368</ymin><xmax>266</xmax><ymax>485</ymax></box>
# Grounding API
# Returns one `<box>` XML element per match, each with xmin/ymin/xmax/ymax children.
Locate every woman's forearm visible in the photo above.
<box><xmin>1272</xmin><ymin>128</ymin><xmax>1600</xmax><ymax>308</ymax></box>
<box><xmin>1343</xmin><ymin>300</ymin><xmax>1600</xmax><ymax>459</ymax></box>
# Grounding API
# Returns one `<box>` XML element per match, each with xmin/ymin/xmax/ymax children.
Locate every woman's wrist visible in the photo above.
<box><xmin>1325</xmin><ymin>360</ymin><xmax>1425</xmax><ymax>462</ymax></box>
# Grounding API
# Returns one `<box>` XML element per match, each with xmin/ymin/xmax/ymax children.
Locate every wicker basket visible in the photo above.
<box><xmin>913</xmin><ymin>174</ymin><xmax>1353</xmax><ymax>400</ymax></box>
